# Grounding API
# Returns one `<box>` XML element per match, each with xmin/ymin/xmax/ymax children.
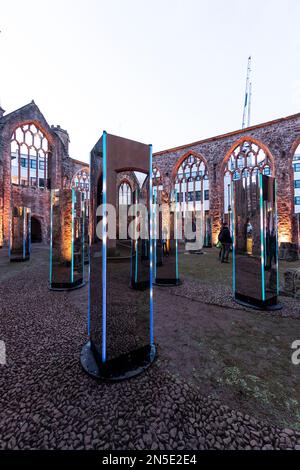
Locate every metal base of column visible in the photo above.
<box><xmin>80</xmin><ymin>342</ymin><xmax>157</xmax><ymax>382</ymax></box>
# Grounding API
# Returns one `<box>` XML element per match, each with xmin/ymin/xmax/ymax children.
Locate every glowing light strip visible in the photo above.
<box><xmin>259</xmin><ymin>174</ymin><xmax>266</xmax><ymax>302</ymax></box>
<box><xmin>82</xmin><ymin>193</ymin><xmax>85</xmax><ymax>284</ymax></box>
<box><xmin>28</xmin><ymin>209</ymin><xmax>31</xmax><ymax>255</ymax></box>
<box><xmin>275</xmin><ymin>179</ymin><xmax>279</xmax><ymax>295</ymax></box>
<box><xmin>149</xmin><ymin>144</ymin><xmax>154</xmax><ymax>345</ymax></box>
<box><xmin>102</xmin><ymin>131</ymin><xmax>107</xmax><ymax>362</ymax></box>
<box><xmin>8</xmin><ymin>207</ymin><xmax>11</xmax><ymax>259</ymax></box>
<box><xmin>231</xmin><ymin>180</ymin><xmax>236</xmax><ymax>294</ymax></box>
<box><xmin>49</xmin><ymin>191</ymin><xmax>53</xmax><ymax>284</ymax></box>
<box><xmin>71</xmin><ymin>189</ymin><xmax>75</xmax><ymax>284</ymax></box>
<box><xmin>135</xmin><ymin>239</ymin><xmax>138</xmax><ymax>284</ymax></box>
<box><xmin>22</xmin><ymin>208</ymin><xmax>26</xmax><ymax>260</ymax></box>
<box><xmin>87</xmin><ymin>154</ymin><xmax>92</xmax><ymax>337</ymax></box>
<box><xmin>153</xmin><ymin>187</ymin><xmax>157</xmax><ymax>279</ymax></box>
<box><xmin>174</xmin><ymin>190</ymin><xmax>179</xmax><ymax>280</ymax></box>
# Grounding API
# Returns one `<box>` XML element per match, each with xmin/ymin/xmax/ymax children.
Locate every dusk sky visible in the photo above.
<box><xmin>1</xmin><ymin>0</ymin><xmax>300</xmax><ymax>162</ymax></box>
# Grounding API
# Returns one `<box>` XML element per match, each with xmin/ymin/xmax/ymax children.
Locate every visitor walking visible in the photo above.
<box><xmin>218</xmin><ymin>222</ymin><xmax>232</xmax><ymax>263</ymax></box>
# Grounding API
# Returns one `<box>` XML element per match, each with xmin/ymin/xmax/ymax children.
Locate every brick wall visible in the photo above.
<box><xmin>153</xmin><ymin>113</ymin><xmax>300</xmax><ymax>245</ymax></box>
<box><xmin>0</xmin><ymin>101</ymin><xmax>87</xmax><ymax>246</ymax></box>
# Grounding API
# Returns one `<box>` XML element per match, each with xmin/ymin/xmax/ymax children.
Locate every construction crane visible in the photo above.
<box><xmin>242</xmin><ymin>56</ymin><xmax>252</xmax><ymax>129</ymax></box>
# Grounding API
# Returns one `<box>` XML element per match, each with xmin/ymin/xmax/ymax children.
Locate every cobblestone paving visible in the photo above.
<box><xmin>0</xmin><ymin>266</ymin><xmax>300</xmax><ymax>450</ymax></box>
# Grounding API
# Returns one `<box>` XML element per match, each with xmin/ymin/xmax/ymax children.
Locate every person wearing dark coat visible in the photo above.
<box><xmin>218</xmin><ymin>222</ymin><xmax>232</xmax><ymax>263</ymax></box>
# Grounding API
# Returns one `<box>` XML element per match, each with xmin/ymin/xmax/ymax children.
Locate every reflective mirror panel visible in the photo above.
<box><xmin>89</xmin><ymin>133</ymin><xmax>153</xmax><ymax>365</ymax></box>
<box><xmin>154</xmin><ymin>189</ymin><xmax>179</xmax><ymax>285</ymax></box>
<box><xmin>50</xmin><ymin>189</ymin><xmax>84</xmax><ymax>289</ymax></box>
<box><xmin>233</xmin><ymin>173</ymin><xmax>278</xmax><ymax>307</ymax></box>
<box><xmin>9</xmin><ymin>206</ymin><xmax>31</xmax><ymax>261</ymax></box>
<box><xmin>262</xmin><ymin>175</ymin><xmax>278</xmax><ymax>300</ymax></box>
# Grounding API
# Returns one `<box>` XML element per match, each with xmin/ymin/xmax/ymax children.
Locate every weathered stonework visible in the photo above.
<box><xmin>153</xmin><ymin>113</ymin><xmax>300</xmax><ymax>244</ymax></box>
<box><xmin>0</xmin><ymin>101</ymin><xmax>88</xmax><ymax>246</ymax></box>
<box><xmin>1</xmin><ymin>102</ymin><xmax>299</xmax><ymax>248</ymax></box>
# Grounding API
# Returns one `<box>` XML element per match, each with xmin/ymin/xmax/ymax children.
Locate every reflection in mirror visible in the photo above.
<box><xmin>153</xmin><ymin>188</ymin><xmax>180</xmax><ymax>285</ymax></box>
<box><xmin>82</xmin><ymin>133</ymin><xmax>156</xmax><ymax>381</ymax></box>
<box><xmin>233</xmin><ymin>173</ymin><xmax>280</xmax><ymax>310</ymax></box>
<box><xmin>50</xmin><ymin>188</ymin><xmax>85</xmax><ymax>290</ymax></box>
<box><xmin>9</xmin><ymin>206</ymin><xmax>31</xmax><ymax>262</ymax></box>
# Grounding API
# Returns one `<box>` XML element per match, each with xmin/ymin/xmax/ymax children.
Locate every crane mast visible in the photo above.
<box><xmin>242</xmin><ymin>56</ymin><xmax>252</xmax><ymax>129</ymax></box>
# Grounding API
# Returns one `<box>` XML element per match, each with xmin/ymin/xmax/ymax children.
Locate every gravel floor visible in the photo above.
<box><xmin>169</xmin><ymin>278</ymin><xmax>300</xmax><ymax>319</ymax></box>
<box><xmin>0</xmin><ymin>262</ymin><xmax>300</xmax><ymax>449</ymax></box>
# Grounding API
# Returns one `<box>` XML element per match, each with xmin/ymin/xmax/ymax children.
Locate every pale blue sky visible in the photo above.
<box><xmin>1</xmin><ymin>0</ymin><xmax>299</xmax><ymax>162</ymax></box>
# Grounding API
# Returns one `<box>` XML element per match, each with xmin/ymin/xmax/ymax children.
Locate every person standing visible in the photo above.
<box><xmin>218</xmin><ymin>222</ymin><xmax>232</xmax><ymax>263</ymax></box>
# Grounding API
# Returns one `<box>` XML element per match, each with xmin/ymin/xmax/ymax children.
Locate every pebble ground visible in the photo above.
<box><xmin>0</xmin><ymin>263</ymin><xmax>300</xmax><ymax>450</ymax></box>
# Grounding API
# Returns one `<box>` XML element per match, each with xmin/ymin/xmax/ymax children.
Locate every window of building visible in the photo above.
<box><xmin>71</xmin><ymin>169</ymin><xmax>90</xmax><ymax>200</ymax></box>
<box><xmin>11</xmin><ymin>123</ymin><xmax>50</xmax><ymax>187</ymax></box>
<box><xmin>119</xmin><ymin>182</ymin><xmax>132</xmax><ymax>205</ymax></box>
<box><xmin>196</xmin><ymin>190</ymin><xmax>202</xmax><ymax>201</ymax></box>
<box><xmin>295</xmin><ymin>180</ymin><xmax>300</xmax><ymax>189</ymax></box>
<box><xmin>204</xmin><ymin>190</ymin><xmax>209</xmax><ymax>200</ymax></box>
<box><xmin>175</xmin><ymin>154</ymin><xmax>209</xmax><ymax>208</ymax></box>
<box><xmin>294</xmin><ymin>163</ymin><xmax>300</xmax><ymax>172</ymax></box>
<box><xmin>295</xmin><ymin>196</ymin><xmax>300</xmax><ymax>206</ymax></box>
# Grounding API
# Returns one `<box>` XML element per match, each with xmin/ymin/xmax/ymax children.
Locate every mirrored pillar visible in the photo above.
<box><xmin>81</xmin><ymin>132</ymin><xmax>156</xmax><ymax>381</ymax></box>
<box><xmin>233</xmin><ymin>173</ymin><xmax>281</xmax><ymax>310</ymax></box>
<box><xmin>50</xmin><ymin>188</ymin><xmax>85</xmax><ymax>290</ymax></box>
<box><xmin>153</xmin><ymin>189</ymin><xmax>180</xmax><ymax>285</ymax></box>
<box><xmin>9</xmin><ymin>206</ymin><xmax>31</xmax><ymax>262</ymax></box>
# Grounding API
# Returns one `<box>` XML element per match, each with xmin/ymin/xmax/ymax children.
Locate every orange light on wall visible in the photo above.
<box><xmin>61</xmin><ymin>194</ymin><xmax>73</xmax><ymax>263</ymax></box>
<box><xmin>278</xmin><ymin>232</ymin><xmax>291</xmax><ymax>244</ymax></box>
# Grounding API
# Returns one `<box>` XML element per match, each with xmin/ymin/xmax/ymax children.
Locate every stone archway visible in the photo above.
<box><xmin>31</xmin><ymin>216</ymin><xmax>42</xmax><ymax>243</ymax></box>
<box><xmin>221</xmin><ymin>136</ymin><xmax>275</xmax><ymax>237</ymax></box>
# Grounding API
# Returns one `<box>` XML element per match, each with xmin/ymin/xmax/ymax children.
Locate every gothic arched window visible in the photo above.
<box><xmin>11</xmin><ymin>123</ymin><xmax>50</xmax><ymax>188</ymax></box>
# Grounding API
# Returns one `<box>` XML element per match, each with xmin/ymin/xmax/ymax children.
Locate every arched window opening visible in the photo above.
<box><xmin>71</xmin><ymin>169</ymin><xmax>90</xmax><ymax>200</ymax></box>
<box><xmin>174</xmin><ymin>153</ymin><xmax>211</xmax><ymax>247</ymax></box>
<box><xmin>31</xmin><ymin>216</ymin><xmax>42</xmax><ymax>243</ymax></box>
<box><xmin>11</xmin><ymin>123</ymin><xmax>50</xmax><ymax>188</ymax></box>
<box><xmin>119</xmin><ymin>181</ymin><xmax>132</xmax><ymax>206</ymax></box>
<box><xmin>152</xmin><ymin>165</ymin><xmax>163</xmax><ymax>203</ymax></box>
<box><xmin>175</xmin><ymin>154</ymin><xmax>209</xmax><ymax>214</ymax></box>
<box><xmin>293</xmin><ymin>144</ymin><xmax>300</xmax><ymax>249</ymax></box>
<box><xmin>223</xmin><ymin>139</ymin><xmax>273</xmax><ymax>229</ymax></box>
<box><xmin>293</xmin><ymin>144</ymin><xmax>300</xmax><ymax>214</ymax></box>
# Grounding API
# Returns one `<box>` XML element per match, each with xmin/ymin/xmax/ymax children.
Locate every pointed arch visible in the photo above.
<box><xmin>171</xmin><ymin>150</ymin><xmax>208</xmax><ymax>182</ymax></box>
<box><xmin>222</xmin><ymin>136</ymin><xmax>275</xmax><ymax>176</ymax></box>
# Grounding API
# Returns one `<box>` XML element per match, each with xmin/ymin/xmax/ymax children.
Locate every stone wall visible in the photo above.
<box><xmin>0</xmin><ymin>101</ymin><xmax>87</xmax><ymax>246</ymax></box>
<box><xmin>153</xmin><ymin>113</ymin><xmax>300</xmax><ymax>245</ymax></box>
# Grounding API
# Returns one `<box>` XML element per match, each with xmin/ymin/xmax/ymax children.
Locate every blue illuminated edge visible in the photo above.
<box><xmin>231</xmin><ymin>180</ymin><xmax>236</xmax><ymax>294</ymax></box>
<box><xmin>259</xmin><ymin>173</ymin><xmax>266</xmax><ymax>301</ymax></box>
<box><xmin>87</xmin><ymin>158</ymin><xmax>92</xmax><ymax>337</ymax></box>
<box><xmin>274</xmin><ymin>179</ymin><xmax>279</xmax><ymax>295</ymax></box>
<box><xmin>82</xmin><ymin>193</ymin><xmax>85</xmax><ymax>283</ymax></box>
<box><xmin>149</xmin><ymin>144</ymin><xmax>154</xmax><ymax>345</ymax></box>
<box><xmin>102</xmin><ymin>131</ymin><xmax>107</xmax><ymax>362</ymax></box>
<box><xmin>22</xmin><ymin>207</ymin><xmax>27</xmax><ymax>259</ymax></box>
<box><xmin>71</xmin><ymin>189</ymin><xmax>75</xmax><ymax>283</ymax></box>
<box><xmin>27</xmin><ymin>208</ymin><xmax>31</xmax><ymax>255</ymax></box>
<box><xmin>8</xmin><ymin>209</ymin><xmax>11</xmax><ymax>259</ymax></box>
<box><xmin>174</xmin><ymin>189</ymin><xmax>179</xmax><ymax>281</ymax></box>
<box><xmin>153</xmin><ymin>187</ymin><xmax>157</xmax><ymax>280</ymax></box>
<box><xmin>49</xmin><ymin>191</ymin><xmax>53</xmax><ymax>284</ymax></box>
